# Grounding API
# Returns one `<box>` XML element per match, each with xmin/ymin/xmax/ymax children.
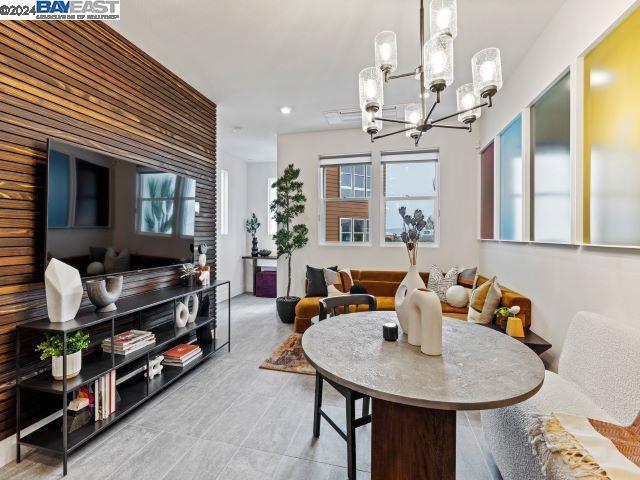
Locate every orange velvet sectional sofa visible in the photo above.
<box><xmin>294</xmin><ymin>269</ymin><xmax>531</xmax><ymax>333</ymax></box>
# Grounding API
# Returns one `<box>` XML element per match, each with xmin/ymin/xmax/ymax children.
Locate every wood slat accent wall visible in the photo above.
<box><xmin>0</xmin><ymin>20</ymin><xmax>216</xmax><ymax>441</ymax></box>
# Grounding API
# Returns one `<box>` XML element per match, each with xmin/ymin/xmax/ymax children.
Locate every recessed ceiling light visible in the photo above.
<box><xmin>232</xmin><ymin>126</ymin><xmax>243</xmax><ymax>133</ymax></box>
<box><xmin>280</xmin><ymin>106</ymin><xmax>292</xmax><ymax>115</ymax></box>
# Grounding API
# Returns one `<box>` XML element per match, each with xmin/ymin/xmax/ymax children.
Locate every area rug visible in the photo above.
<box><xmin>260</xmin><ymin>333</ymin><xmax>315</xmax><ymax>376</ymax></box>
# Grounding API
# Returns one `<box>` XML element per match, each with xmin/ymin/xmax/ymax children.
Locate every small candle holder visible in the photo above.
<box><xmin>383</xmin><ymin>322</ymin><xmax>399</xmax><ymax>341</ymax></box>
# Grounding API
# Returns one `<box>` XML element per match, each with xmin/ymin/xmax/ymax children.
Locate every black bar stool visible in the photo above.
<box><xmin>313</xmin><ymin>294</ymin><xmax>376</xmax><ymax>480</ymax></box>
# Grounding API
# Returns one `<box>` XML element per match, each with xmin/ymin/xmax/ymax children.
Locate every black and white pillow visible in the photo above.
<box><xmin>427</xmin><ymin>264</ymin><xmax>459</xmax><ymax>302</ymax></box>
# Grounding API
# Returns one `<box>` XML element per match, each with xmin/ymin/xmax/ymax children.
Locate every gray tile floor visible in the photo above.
<box><xmin>1</xmin><ymin>294</ymin><xmax>503</xmax><ymax>480</ymax></box>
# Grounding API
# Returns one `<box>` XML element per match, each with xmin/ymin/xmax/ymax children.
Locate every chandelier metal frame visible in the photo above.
<box><xmin>361</xmin><ymin>0</ymin><xmax>502</xmax><ymax>146</ymax></box>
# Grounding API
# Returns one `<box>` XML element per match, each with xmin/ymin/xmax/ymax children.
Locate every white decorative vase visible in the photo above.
<box><xmin>175</xmin><ymin>294</ymin><xmax>199</xmax><ymax>328</ymax></box>
<box><xmin>394</xmin><ymin>265</ymin><xmax>427</xmax><ymax>333</ymax></box>
<box><xmin>45</xmin><ymin>259</ymin><xmax>83</xmax><ymax>323</ymax></box>
<box><xmin>52</xmin><ymin>350</ymin><xmax>82</xmax><ymax>380</ymax></box>
<box><xmin>417</xmin><ymin>290</ymin><xmax>443</xmax><ymax>356</ymax></box>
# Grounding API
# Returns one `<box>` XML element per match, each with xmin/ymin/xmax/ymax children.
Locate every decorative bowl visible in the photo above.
<box><xmin>258</xmin><ymin>249</ymin><xmax>272</xmax><ymax>257</ymax></box>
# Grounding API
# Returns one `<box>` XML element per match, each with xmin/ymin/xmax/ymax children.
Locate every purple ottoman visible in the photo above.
<box><xmin>255</xmin><ymin>270</ymin><xmax>277</xmax><ymax>298</ymax></box>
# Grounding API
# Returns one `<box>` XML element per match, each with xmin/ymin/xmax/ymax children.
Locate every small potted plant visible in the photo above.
<box><xmin>245</xmin><ymin>213</ymin><xmax>261</xmax><ymax>257</ymax></box>
<box><xmin>270</xmin><ymin>164</ymin><xmax>308</xmax><ymax>323</ymax></box>
<box><xmin>494</xmin><ymin>305</ymin><xmax>521</xmax><ymax>331</ymax></box>
<box><xmin>180</xmin><ymin>263</ymin><xmax>197</xmax><ymax>287</ymax></box>
<box><xmin>36</xmin><ymin>331</ymin><xmax>90</xmax><ymax>380</ymax></box>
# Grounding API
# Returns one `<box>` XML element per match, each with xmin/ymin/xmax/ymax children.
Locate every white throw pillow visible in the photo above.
<box><xmin>427</xmin><ymin>264</ymin><xmax>459</xmax><ymax>302</ymax></box>
<box><xmin>86</xmin><ymin>261</ymin><xmax>105</xmax><ymax>276</ymax></box>
<box><xmin>445</xmin><ymin>285</ymin><xmax>469</xmax><ymax>308</ymax></box>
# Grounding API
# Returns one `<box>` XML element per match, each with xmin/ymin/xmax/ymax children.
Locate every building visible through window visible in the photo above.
<box><xmin>320</xmin><ymin>155</ymin><xmax>371</xmax><ymax>243</ymax></box>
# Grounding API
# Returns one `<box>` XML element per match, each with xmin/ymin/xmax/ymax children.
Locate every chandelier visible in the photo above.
<box><xmin>359</xmin><ymin>0</ymin><xmax>503</xmax><ymax>146</ymax></box>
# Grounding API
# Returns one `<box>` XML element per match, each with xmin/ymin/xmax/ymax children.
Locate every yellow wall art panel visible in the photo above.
<box><xmin>584</xmin><ymin>6</ymin><xmax>640</xmax><ymax>246</ymax></box>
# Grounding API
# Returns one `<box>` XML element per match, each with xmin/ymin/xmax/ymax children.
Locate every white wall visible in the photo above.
<box><xmin>478</xmin><ymin>0</ymin><xmax>640</xmax><ymax>368</ymax></box>
<box><xmin>216</xmin><ymin>150</ymin><xmax>248</xmax><ymax>299</ymax></box>
<box><xmin>276</xmin><ymin>127</ymin><xmax>480</xmax><ymax>299</ymax></box>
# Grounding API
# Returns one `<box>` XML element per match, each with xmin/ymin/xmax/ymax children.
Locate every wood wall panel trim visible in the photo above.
<box><xmin>0</xmin><ymin>20</ymin><xmax>216</xmax><ymax>442</ymax></box>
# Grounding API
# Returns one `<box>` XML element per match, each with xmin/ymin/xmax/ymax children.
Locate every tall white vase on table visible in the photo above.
<box><xmin>394</xmin><ymin>264</ymin><xmax>426</xmax><ymax>333</ymax></box>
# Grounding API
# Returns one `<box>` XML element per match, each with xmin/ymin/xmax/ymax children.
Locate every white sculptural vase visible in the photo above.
<box><xmin>394</xmin><ymin>264</ymin><xmax>427</xmax><ymax>333</ymax></box>
<box><xmin>86</xmin><ymin>276</ymin><xmax>123</xmax><ymax>312</ymax></box>
<box><xmin>52</xmin><ymin>350</ymin><xmax>82</xmax><ymax>380</ymax></box>
<box><xmin>395</xmin><ymin>288</ymin><xmax>443</xmax><ymax>356</ymax></box>
<box><xmin>45</xmin><ymin>258</ymin><xmax>84</xmax><ymax>323</ymax></box>
<box><xmin>175</xmin><ymin>293</ymin><xmax>199</xmax><ymax>328</ymax></box>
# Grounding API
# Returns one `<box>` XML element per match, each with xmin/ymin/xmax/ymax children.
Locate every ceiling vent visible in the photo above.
<box><xmin>323</xmin><ymin>105</ymin><xmax>401</xmax><ymax>126</ymax></box>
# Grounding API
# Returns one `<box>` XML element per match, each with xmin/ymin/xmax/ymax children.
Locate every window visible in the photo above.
<box><xmin>338</xmin><ymin>218</ymin><xmax>370</xmax><ymax>243</ymax></box>
<box><xmin>268</xmin><ymin>177</ymin><xmax>277</xmax><ymax>235</ymax></box>
<box><xmin>220</xmin><ymin>169</ymin><xmax>228</xmax><ymax>235</ymax></box>
<box><xmin>531</xmin><ymin>72</ymin><xmax>571</xmax><ymax>243</ymax></box>
<box><xmin>320</xmin><ymin>155</ymin><xmax>371</xmax><ymax>243</ymax></box>
<box><xmin>382</xmin><ymin>151</ymin><xmax>438</xmax><ymax>244</ymax></box>
<box><xmin>499</xmin><ymin>116</ymin><xmax>523</xmax><ymax>241</ymax></box>
<box><xmin>480</xmin><ymin>142</ymin><xmax>495</xmax><ymax>239</ymax></box>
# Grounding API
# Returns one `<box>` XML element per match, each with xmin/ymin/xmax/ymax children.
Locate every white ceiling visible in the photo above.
<box><xmin>110</xmin><ymin>0</ymin><xmax>565</xmax><ymax>163</ymax></box>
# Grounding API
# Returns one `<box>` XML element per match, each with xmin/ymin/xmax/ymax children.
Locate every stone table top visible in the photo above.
<box><xmin>301</xmin><ymin>311</ymin><xmax>545</xmax><ymax>410</ymax></box>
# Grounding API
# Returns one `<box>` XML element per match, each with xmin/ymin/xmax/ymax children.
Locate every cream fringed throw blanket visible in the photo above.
<box><xmin>529</xmin><ymin>412</ymin><xmax>640</xmax><ymax>479</ymax></box>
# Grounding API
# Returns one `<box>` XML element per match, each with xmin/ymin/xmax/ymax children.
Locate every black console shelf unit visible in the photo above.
<box><xmin>15</xmin><ymin>279</ymin><xmax>231</xmax><ymax>476</ymax></box>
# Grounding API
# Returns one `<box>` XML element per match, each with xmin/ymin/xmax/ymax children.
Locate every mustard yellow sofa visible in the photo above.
<box><xmin>294</xmin><ymin>269</ymin><xmax>531</xmax><ymax>333</ymax></box>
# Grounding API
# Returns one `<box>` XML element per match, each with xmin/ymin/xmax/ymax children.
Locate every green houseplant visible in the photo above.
<box><xmin>36</xmin><ymin>331</ymin><xmax>90</xmax><ymax>380</ymax></box>
<box><xmin>245</xmin><ymin>213</ymin><xmax>261</xmax><ymax>257</ymax></box>
<box><xmin>270</xmin><ymin>164</ymin><xmax>308</xmax><ymax>323</ymax></box>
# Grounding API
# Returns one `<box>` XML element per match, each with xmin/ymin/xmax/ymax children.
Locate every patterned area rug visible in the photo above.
<box><xmin>260</xmin><ymin>333</ymin><xmax>315</xmax><ymax>376</ymax></box>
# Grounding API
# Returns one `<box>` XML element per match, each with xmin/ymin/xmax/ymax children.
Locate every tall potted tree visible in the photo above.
<box><xmin>270</xmin><ymin>164</ymin><xmax>308</xmax><ymax>323</ymax></box>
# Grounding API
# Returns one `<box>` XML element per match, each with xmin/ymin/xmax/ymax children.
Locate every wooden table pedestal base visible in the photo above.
<box><xmin>371</xmin><ymin>399</ymin><xmax>456</xmax><ymax>480</ymax></box>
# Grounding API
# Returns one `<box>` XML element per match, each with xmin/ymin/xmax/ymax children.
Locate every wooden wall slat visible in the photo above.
<box><xmin>0</xmin><ymin>20</ymin><xmax>216</xmax><ymax>441</ymax></box>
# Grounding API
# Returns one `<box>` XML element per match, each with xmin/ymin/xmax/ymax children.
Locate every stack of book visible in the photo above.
<box><xmin>162</xmin><ymin>344</ymin><xmax>202</xmax><ymax>368</ymax></box>
<box><xmin>102</xmin><ymin>330</ymin><xmax>156</xmax><ymax>355</ymax></box>
<box><xmin>94</xmin><ymin>371</ymin><xmax>116</xmax><ymax>421</ymax></box>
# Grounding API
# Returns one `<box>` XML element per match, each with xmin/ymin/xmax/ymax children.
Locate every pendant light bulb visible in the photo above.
<box><xmin>375</xmin><ymin>31</ymin><xmax>398</xmax><ymax>73</ymax></box>
<box><xmin>358</xmin><ymin>67</ymin><xmax>384</xmax><ymax>112</ymax></box>
<box><xmin>456</xmin><ymin>83</ymin><xmax>482</xmax><ymax>124</ymax></box>
<box><xmin>430</xmin><ymin>0</ymin><xmax>457</xmax><ymax>39</ymax></box>
<box><xmin>471</xmin><ymin>48</ymin><xmax>503</xmax><ymax>98</ymax></box>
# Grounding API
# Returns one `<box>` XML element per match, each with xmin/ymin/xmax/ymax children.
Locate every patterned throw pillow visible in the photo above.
<box><xmin>467</xmin><ymin>276</ymin><xmax>502</xmax><ymax>324</ymax></box>
<box><xmin>104</xmin><ymin>248</ymin><xmax>130</xmax><ymax>274</ymax></box>
<box><xmin>324</xmin><ymin>268</ymin><xmax>354</xmax><ymax>297</ymax></box>
<box><xmin>427</xmin><ymin>264</ymin><xmax>459</xmax><ymax>302</ymax></box>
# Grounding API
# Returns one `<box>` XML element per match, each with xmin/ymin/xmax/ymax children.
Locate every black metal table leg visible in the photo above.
<box><xmin>313</xmin><ymin>373</ymin><xmax>323</xmax><ymax>437</ymax></box>
<box><xmin>346</xmin><ymin>391</ymin><xmax>357</xmax><ymax>480</ymax></box>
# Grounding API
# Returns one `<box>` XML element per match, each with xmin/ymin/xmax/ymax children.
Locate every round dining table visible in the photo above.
<box><xmin>302</xmin><ymin>311</ymin><xmax>545</xmax><ymax>480</ymax></box>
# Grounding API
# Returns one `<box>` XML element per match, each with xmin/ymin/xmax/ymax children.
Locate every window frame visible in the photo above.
<box><xmin>318</xmin><ymin>154</ymin><xmax>372</xmax><ymax>246</ymax></box>
<box><xmin>267</xmin><ymin>176</ymin><xmax>277</xmax><ymax>235</ymax></box>
<box><xmin>380</xmin><ymin>150</ymin><xmax>440</xmax><ymax>248</ymax></box>
<box><xmin>219</xmin><ymin>169</ymin><xmax>229</xmax><ymax>236</ymax></box>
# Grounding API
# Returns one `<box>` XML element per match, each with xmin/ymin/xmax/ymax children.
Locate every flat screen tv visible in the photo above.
<box><xmin>46</xmin><ymin>140</ymin><xmax>196</xmax><ymax>278</ymax></box>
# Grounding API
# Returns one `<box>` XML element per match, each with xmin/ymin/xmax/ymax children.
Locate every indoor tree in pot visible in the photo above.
<box><xmin>270</xmin><ymin>164</ymin><xmax>308</xmax><ymax>323</ymax></box>
<box><xmin>36</xmin><ymin>331</ymin><xmax>90</xmax><ymax>380</ymax></box>
<box><xmin>245</xmin><ymin>213</ymin><xmax>261</xmax><ymax>257</ymax></box>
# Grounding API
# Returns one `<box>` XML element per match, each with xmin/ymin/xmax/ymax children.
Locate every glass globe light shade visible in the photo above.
<box><xmin>429</xmin><ymin>0</ymin><xmax>457</xmax><ymax>38</ymax></box>
<box><xmin>404</xmin><ymin>103</ymin><xmax>422</xmax><ymax>137</ymax></box>
<box><xmin>359</xmin><ymin>67</ymin><xmax>384</xmax><ymax>112</ymax></box>
<box><xmin>471</xmin><ymin>48</ymin><xmax>503</xmax><ymax>98</ymax></box>
<box><xmin>456</xmin><ymin>83</ymin><xmax>482</xmax><ymax>123</ymax></box>
<box><xmin>375</xmin><ymin>31</ymin><xmax>398</xmax><ymax>73</ymax></box>
<box><xmin>424</xmin><ymin>34</ymin><xmax>454</xmax><ymax>91</ymax></box>
<box><xmin>362</xmin><ymin>110</ymin><xmax>382</xmax><ymax>135</ymax></box>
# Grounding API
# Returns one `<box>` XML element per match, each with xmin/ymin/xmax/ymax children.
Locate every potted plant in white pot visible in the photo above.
<box><xmin>270</xmin><ymin>164</ymin><xmax>308</xmax><ymax>323</ymax></box>
<box><xmin>36</xmin><ymin>331</ymin><xmax>90</xmax><ymax>380</ymax></box>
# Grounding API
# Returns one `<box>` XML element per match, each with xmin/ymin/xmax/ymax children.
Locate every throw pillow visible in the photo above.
<box><xmin>324</xmin><ymin>268</ymin><xmax>355</xmax><ymax>297</ymax></box>
<box><xmin>457</xmin><ymin>266</ymin><xmax>478</xmax><ymax>289</ymax></box>
<box><xmin>427</xmin><ymin>264</ymin><xmax>459</xmax><ymax>302</ymax></box>
<box><xmin>306</xmin><ymin>265</ymin><xmax>337</xmax><ymax>297</ymax></box>
<box><xmin>104</xmin><ymin>248</ymin><xmax>130</xmax><ymax>274</ymax></box>
<box><xmin>467</xmin><ymin>276</ymin><xmax>502</xmax><ymax>324</ymax></box>
<box><xmin>89</xmin><ymin>246</ymin><xmax>107</xmax><ymax>263</ymax></box>
<box><xmin>350</xmin><ymin>284</ymin><xmax>368</xmax><ymax>295</ymax></box>
<box><xmin>445</xmin><ymin>285</ymin><xmax>470</xmax><ymax>308</ymax></box>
